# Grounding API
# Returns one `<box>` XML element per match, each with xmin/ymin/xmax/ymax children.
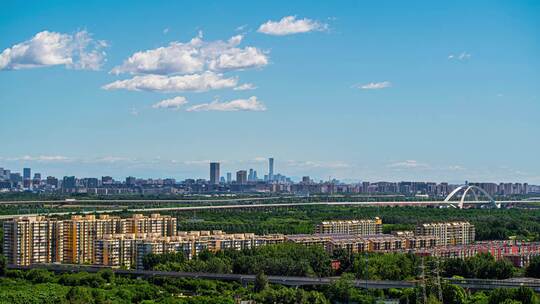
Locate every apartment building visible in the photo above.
<box><xmin>3</xmin><ymin>216</ymin><xmax>63</xmax><ymax>266</ymax></box>
<box><xmin>285</xmin><ymin>233</ymin><xmax>436</xmax><ymax>255</ymax></box>
<box><xmin>315</xmin><ymin>217</ymin><xmax>383</xmax><ymax>235</ymax></box>
<box><xmin>415</xmin><ymin>221</ymin><xmax>475</xmax><ymax>246</ymax></box>
<box><xmin>93</xmin><ymin>231</ymin><xmax>286</xmax><ymax>269</ymax></box>
<box><xmin>63</xmin><ymin>214</ymin><xmax>125</xmax><ymax>264</ymax></box>
<box><xmin>124</xmin><ymin>213</ymin><xmax>177</xmax><ymax>236</ymax></box>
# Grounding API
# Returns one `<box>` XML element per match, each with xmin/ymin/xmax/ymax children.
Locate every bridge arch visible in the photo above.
<box><xmin>444</xmin><ymin>185</ymin><xmax>498</xmax><ymax>209</ymax></box>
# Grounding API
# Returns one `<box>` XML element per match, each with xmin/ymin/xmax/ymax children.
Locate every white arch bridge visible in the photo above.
<box><xmin>444</xmin><ymin>185</ymin><xmax>500</xmax><ymax>209</ymax></box>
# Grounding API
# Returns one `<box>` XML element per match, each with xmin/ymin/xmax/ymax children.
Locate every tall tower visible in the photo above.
<box><xmin>236</xmin><ymin>170</ymin><xmax>247</xmax><ymax>185</ymax></box>
<box><xmin>23</xmin><ymin>168</ymin><xmax>31</xmax><ymax>180</ymax></box>
<box><xmin>268</xmin><ymin>158</ymin><xmax>274</xmax><ymax>181</ymax></box>
<box><xmin>209</xmin><ymin>162</ymin><xmax>220</xmax><ymax>184</ymax></box>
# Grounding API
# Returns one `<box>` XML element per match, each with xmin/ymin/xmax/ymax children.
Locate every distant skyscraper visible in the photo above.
<box><xmin>248</xmin><ymin>168</ymin><xmax>254</xmax><ymax>181</ymax></box>
<box><xmin>268</xmin><ymin>158</ymin><xmax>274</xmax><ymax>181</ymax></box>
<box><xmin>126</xmin><ymin>176</ymin><xmax>136</xmax><ymax>186</ymax></box>
<box><xmin>63</xmin><ymin>176</ymin><xmax>76</xmax><ymax>189</ymax></box>
<box><xmin>236</xmin><ymin>170</ymin><xmax>247</xmax><ymax>184</ymax></box>
<box><xmin>226</xmin><ymin>172</ymin><xmax>232</xmax><ymax>183</ymax></box>
<box><xmin>23</xmin><ymin>168</ymin><xmax>31</xmax><ymax>180</ymax></box>
<box><xmin>210</xmin><ymin>162</ymin><xmax>220</xmax><ymax>184</ymax></box>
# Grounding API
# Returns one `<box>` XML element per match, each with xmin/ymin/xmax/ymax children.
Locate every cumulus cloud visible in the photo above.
<box><xmin>233</xmin><ymin>83</ymin><xmax>257</xmax><ymax>91</ymax></box>
<box><xmin>102</xmin><ymin>71</ymin><xmax>238</xmax><ymax>92</ymax></box>
<box><xmin>186</xmin><ymin>96</ymin><xmax>266</xmax><ymax>112</ymax></box>
<box><xmin>257</xmin><ymin>16</ymin><xmax>327</xmax><ymax>36</ymax></box>
<box><xmin>0</xmin><ymin>30</ymin><xmax>106</xmax><ymax>71</ymax></box>
<box><xmin>110</xmin><ymin>33</ymin><xmax>268</xmax><ymax>75</ymax></box>
<box><xmin>357</xmin><ymin>81</ymin><xmax>391</xmax><ymax>90</ymax></box>
<box><xmin>152</xmin><ymin>96</ymin><xmax>188</xmax><ymax>110</ymax></box>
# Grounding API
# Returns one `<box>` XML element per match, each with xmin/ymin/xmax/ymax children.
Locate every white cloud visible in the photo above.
<box><xmin>208</xmin><ymin>46</ymin><xmax>268</xmax><ymax>71</ymax></box>
<box><xmin>110</xmin><ymin>33</ymin><xmax>268</xmax><ymax>75</ymax></box>
<box><xmin>286</xmin><ymin>160</ymin><xmax>349</xmax><ymax>169</ymax></box>
<box><xmin>257</xmin><ymin>16</ymin><xmax>327</xmax><ymax>36</ymax></box>
<box><xmin>102</xmin><ymin>71</ymin><xmax>238</xmax><ymax>92</ymax></box>
<box><xmin>0</xmin><ymin>155</ymin><xmax>70</xmax><ymax>162</ymax></box>
<box><xmin>357</xmin><ymin>81</ymin><xmax>391</xmax><ymax>90</ymax></box>
<box><xmin>152</xmin><ymin>96</ymin><xmax>188</xmax><ymax>110</ymax></box>
<box><xmin>234</xmin><ymin>83</ymin><xmax>257</xmax><ymax>91</ymax></box>
<box><xmin>448</xmin><ymin>52</ymin><xmax>471</xmax><ymax>61</ymax></box>
<box><xmin>0</xmin><ymin>30</ymin><xmax>106</xmax><ymax>71</ymax></box>
<box><xmin>448</xmin><ymin>165</ymin><xmax>465</xmax><ymax>171</ymax></box>
<box><xmin>236</xmin><ymin>24</ymin><xmax>248</xmax><ymax>32</ymax></box>
<box><xmin>387</xmin><ymin>160</ymin><xmax>430</xmax><ymax>169</ymax></box>
<box><xmin>91</xmin><ymin>156</ymin><xmax>136</xmax><ymax>163</ymax></box>
<box><xmin>163</xmin><ymin>28</ymin><xmax>169</xmax><ymax>34</ymax></box>
<box><xmin>186</xmin><ymin>96</ymin><xmax>266</xmax><ymax>112</ymax></box>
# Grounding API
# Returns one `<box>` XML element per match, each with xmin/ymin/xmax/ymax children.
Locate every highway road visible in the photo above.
<box><xmin>10</xmin><ymin>264</ymin><xmax>540</xmax><ymax>291</ymax></box>
<box><xmin>0</xmin><ymin>200</ymin><xmax>538</xmax><ymax>220</ymax></box>
<box><xmin>0</xmin><ymin>196</ymin><xmax>295</xmax><ymax>205</ymax></box>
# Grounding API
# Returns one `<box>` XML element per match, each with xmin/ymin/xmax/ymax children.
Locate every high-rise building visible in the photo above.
<box><xmin>268</xmin><ymin>158</ymin><xmax>274</xmax><ymax>181</ymax></box>
<box><xmin>9</xmin><ymin>173</ymin><xmax>22</xmax><ymax>185</ymax></box>
<box><xmin>46</xmin><ymin>176</ymin><xmax>59</xmax><ymax>188</ymax></box>
<box><xmin>126</xmin><ymin>176</ymin><xmax>136</xmax><ymax>186</ymax></box>
<box><xmin>236</xmin><ymin>170</ymin><xmax>247</xmax><ymax>184</ymax></box>
<box><xmin>101</xmin><ymin>176</ymin><xmax>114</xmax><ymax>185</ymax></box>
<box><xmin>63</xmin><ymin>214</ymin><xmax>123</xmax><ymax>264</ymax></box>
<box><xmin>63</xmin><ymin>213</ymin><xmax>176</xmax><ymax>264</ymax></box>
<box><xmin>62</xmin><ymin>176</ymin><xmax>76</xmax><ymax>189</ymax></box>
<box><xmin>23</xmin><ymin>168</ymin><xmax>31</xmax><ymax>188</ymax></box>
<box><xmin>23</xmin><ymin>168</ymin><xmax>31</xmax><ymax>180</ymax></box>
<box><xmin>85</xmin><ymin>178</ymin><xmax>99</xmax><ymax>188</ymax></box>
<box><xmin>3</xmin><ymin>216</ymin><xmax>64</xmax><ymax>266</ymax></box>
<box><xmin>210</xmin><ymin>162</ymin><xmax>220</xmax><ymax>184</ymax></box>
<box><xmin>124</xmin><ymin>213</ymin><xmax>177</xmax><ymax>236</ymax></box>
<box><xmin>226</xmin><ymin>172</ymin><xmax>232</xmax><ymax>183</ymax></box>
<box><xmin>316</xmin><ymin>218</ymin><xmax>383</xmax><ymax>235</ymax></box>
<box><xmin>416</xmin><ymin>221</ymin><xmax>475</xmax><ymax>246</ymax></box>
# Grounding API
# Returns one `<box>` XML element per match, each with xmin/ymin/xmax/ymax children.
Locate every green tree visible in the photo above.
<box><xmin>441</xmin><ymin>283</ymin><xmax>466</xmax><ymax>304</ymax></box>
<box><xmin>0</xmin><ymin>254</ymin><xmax>6</xmax><ymax>276</ymax></box>
<box><xmin>66</xmin><ymin>286</ymin><xmax>93</xmax><ymax>304</ymax></box>
<box><xmin>513</xmin><ymin>286</ymin><xmax>537</xmax><ymax>304</ymax></box>
<box><xmin>254</xmin><ymin>271</ymin><xmax>268</xmax><ymax>292</ymax></box>
<box><xmin>26</xmin><ymin>268</ymin><xmax>54</xmax><ymax>284</ymax></box>
<box><xmin>525</xmin><ymin>256</ymin><xmax>540</xmax><ymax>278</ymax></box>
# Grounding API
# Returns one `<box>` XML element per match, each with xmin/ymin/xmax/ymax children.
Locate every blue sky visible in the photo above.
<box><xmin>1</xmin><ymin>1</ymin><xmax>539</xmax><ymax>183</ymax></box>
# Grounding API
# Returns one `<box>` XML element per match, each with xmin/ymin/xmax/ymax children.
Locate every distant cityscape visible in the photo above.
<box><xmin>1</xmin><ymin>157</ymin><xmax>539</xmax><ymax>196</ymax></box>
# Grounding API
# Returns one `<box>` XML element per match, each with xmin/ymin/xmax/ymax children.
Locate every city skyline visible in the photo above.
<box><xmin>1</xmin><ymin>1</ymin><xmax>539</xmax><ymax>183</ymax></box>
